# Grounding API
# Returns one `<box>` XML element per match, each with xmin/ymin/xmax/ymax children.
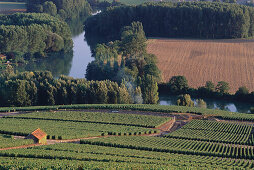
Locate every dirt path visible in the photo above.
<box><xmin>0</xmin><ymin>144</ymin><xmax>42</xmax><ymax>151</ymax></box>
<box><xmin>216</xmin><ymin>118</ymin><xmax>254</xmax><ymax>126</ymax></box>
<box><xmin>156</xmin><ymin>118</ymin><xmax>176</xmax><ymax>131</ymax></box>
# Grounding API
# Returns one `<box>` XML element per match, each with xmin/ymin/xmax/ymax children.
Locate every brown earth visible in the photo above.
<box><xmin>147</xmin><ymin>38</ymin><xmax>254</xmax><ymax>93</ymax></box>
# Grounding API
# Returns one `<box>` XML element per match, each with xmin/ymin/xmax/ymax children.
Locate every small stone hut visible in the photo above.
<box><xmin>26</xmin><ymin>128</ymin><xmax>47</xmax><ymax>144</ymax></box>
<box><xmin>0</xmin><ymin>54</ymin><xmax>6</xmax><ymax>60</ymax></box>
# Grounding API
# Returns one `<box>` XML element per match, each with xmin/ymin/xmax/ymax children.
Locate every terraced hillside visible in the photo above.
<box><xmin>0</xmin><ymin>105</ymin><xmax>254</xmax><ymax>168</ymax></box>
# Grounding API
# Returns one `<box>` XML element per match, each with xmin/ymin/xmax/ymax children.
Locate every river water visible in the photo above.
<box><xmin>68</xmin><ymin>31</ymin><xmax>94</xmax><ymax>78</ymax></box>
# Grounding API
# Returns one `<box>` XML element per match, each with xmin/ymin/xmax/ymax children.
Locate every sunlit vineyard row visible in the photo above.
<box><xmin>0</xmin><ymin>118</ymin><xmax>153</xmax><ymax>139</ymax></box>
<box><xmin>0</xmin><ymin>134</ymin><xmax>33</xmax><ymax>149</ymax></box>
<box><xmin>7</xmin><ymin>111</ymin><xmax>171</xmax><ymax>128</ymax></box>
<box><xmin>167</xmin><ymin>120</ymin><xmax>254</xmax><ymax>145</ymax></box>
<box><xmin>81</xmin><ymin>136</ymin><xmax>254</xmax><ymax>159</ymax></box>
<box><xmin>0</xmin><ymin>143</ymin><xmax>253</xmax><ymax>169</ymax></box>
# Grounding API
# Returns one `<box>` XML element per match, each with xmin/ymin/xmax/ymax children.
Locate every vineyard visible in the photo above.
<box><xmin>7</xmin><ymin>111</ymin><xmax>170</xmax><ymax>128</ymax></box>
<box><xmin>0</xmin><ymin>106</ymin><xmax>254</xmax><ymax>168</ymax></box>
<box><xmin>0</xmin><ymin>113</ymin><xmax>159</xmax><ymax>139</ymax></box>
<box><xmin>1</xmin><ymin>104</ymin><xmax>254</xmax><ymax>121</ymax></box>
<box><xmin>0</xmin><ymin>143</ymin><xmax>253</xmax><ymax>169</ymax></box>
<box><xmin>166</xmin><ymin>120</ymin><xmax>254</xmax><ymax>145</ymax></box>
<box><xmin>0</xmin><ymin>134</ymin><xmax>33</xmax><ymax>149</ymax></box>
<box><xmin>80</xmin><ymin>136</ymin><xmax>254</xmax><ymax>159</ymax></box>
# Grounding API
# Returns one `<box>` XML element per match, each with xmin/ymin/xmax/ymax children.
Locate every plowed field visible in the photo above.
<box><xmin>147</xmin><ymin>38</ymin><xmax>254</xmax><ymax>93</ymax></box>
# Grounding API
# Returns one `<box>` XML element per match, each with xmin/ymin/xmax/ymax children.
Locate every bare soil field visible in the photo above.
<box><xmin>147</xmin><ymin>38</ymin><xmax>254</xmax><ymax>93</ymax></box>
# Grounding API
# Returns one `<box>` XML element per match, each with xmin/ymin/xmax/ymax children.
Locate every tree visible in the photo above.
<box><xmin>1</xmin><ymin>64</ymin><xmax>15</xmax><ymax>78</ymax></box>
<box><xmin>0</xmin><ymin>13</ymin><xmax>72</xmax><ymax>56</ymax></box>
<box><xmin>176</xmin><ymin>94</ymin><xmax>194</xmax><ymax>107</ymax></box>
<box><xmin>134</xmin><ymin>86</ymin><xmax>143</xmax><ymax>104</ymax></box>
<box><xmin>235</xmin><ymin>86</ymin><xmax>249</xmax><ymax>96</ymax></box>
<box><xmin>216</xmin><ymin>81</ymin><xmax>230</xmax><ymax>95</ymax></box>
<box><xmin>205</xmin><ymin>81</ymin><xmax>215</xmax><ymax>92</ymax></box>
<box><xmin>167</xmin><ymin>76</ymin><xmax>189</xmax><ymax>94</ymax></box>
<box><xmin>144</xmin><ymin>63</ymin><xmax>161</xmax><ymax>82</ymax></box>
<box><xmin>141</xmin><ymin>75</ymin><xmax>159</xmax><ymax>104</ymax></box>
<box><xmin>120</xmin><ymin>22</ymin><xmax>147</xmax><ymax>56</ymax></box>
<box><xmin>118</xmin><ymin>83</ymin><xmax>132</xmax><ymax>104</ymax></box>
<box><xmin>5</xmin><ymin>80</ymin><xmax>31</xmax><ymax>106</ymax></box>
<box><xmin>235</xmin><ymin>86</ymin><xmax>249</xmax><ymax>100</ymax></box>
<box><xmin>197</xmin><ymin>81</ymin><xmax>216</xmax><ymax>97</ymax></box>
<box><xmin>43</xmin><ymin>1</ymin><xmax>57</xmax><ymax>16</ymax></box>
<box><xmin>195</xmin><ymin>99</ymin><xmax>207</xmax><ymax>108</ymax></box>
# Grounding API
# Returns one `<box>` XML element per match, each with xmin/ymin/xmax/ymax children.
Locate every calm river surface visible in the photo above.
<box><xmin>68</xmin><ymin>31</ymin><xmax>94</xmax><ymax>78</ymax></box>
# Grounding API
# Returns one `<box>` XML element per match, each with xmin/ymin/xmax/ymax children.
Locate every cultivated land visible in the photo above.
<box><xmin>1</xmin><ymin>105</ymin><xmax>254</xmax><ymax>168</ymax></box>
<box><xmin>147</xmin><ymin>38</ymin><xmax>254</xmax><ymax>93</ymax></box>
<box><xmin>0</xmin><ymin>2</ymin><xmax>26</xmax><ymax>14</ymax></box>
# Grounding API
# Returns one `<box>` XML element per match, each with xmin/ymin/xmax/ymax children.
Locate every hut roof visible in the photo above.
<box><xmin>31</xmin><ymin>128</ymin><xmax>47</xmax><ymax>140</ymax></box>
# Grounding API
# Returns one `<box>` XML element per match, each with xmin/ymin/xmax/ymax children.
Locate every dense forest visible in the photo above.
<box><xmin>86</xmin><ymin>22</ymin><xmax>160</xmax><ymax>104</ymax></box>
<box><xmin>0</xmin><ymin>68</ymin><xmax>138</xmax><ymax>106</ymax></box>
<box><xmin>85</xmin><ymin>2</ymin><xmax>254</xmax><ymax>40</ymax></box>
<box><xmin>26</xmin><ymin>0</ymin><xmax>92</xmax><ymax>20</ymax></box>
<box><xmin>0</xmin><ymin>13</ymin><xmax>72</xmax><ymax>57</ymax></box>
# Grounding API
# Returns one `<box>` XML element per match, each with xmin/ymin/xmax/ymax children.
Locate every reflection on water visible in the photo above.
<box><xmin>16</xmin><ymin>51</ymin><xmax>73</xmax><ymax>78</ymax></box>
<box><xmin>68</xmin><ymin>31</ymin><xmax>94</xmax><ymax>78</ymax></box>
<box><xmin>159</xmin><ymin>95</ymin><xmax>252</xmax><ymax>113</ymax></box>
<box><xmin>17</xmin><ymin>16</ymin><xmax>93</xmax><ymax>78</ymax></box>
<box><xmin>67</xmin><ymin>16</ymin><xmax>88</xmax><ymax>37</ymax></box>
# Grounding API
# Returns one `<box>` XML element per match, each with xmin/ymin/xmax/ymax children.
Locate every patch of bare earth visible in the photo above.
<box><xmin>147</xmin><ymin>38</ymin><xmax>254</xmax><ymax>93</ymax></box>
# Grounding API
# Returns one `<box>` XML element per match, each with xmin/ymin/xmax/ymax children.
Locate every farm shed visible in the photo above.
<box><xmin>26</xmin><ymin>128</ymin><xmax>47</xmax><ymax>144</ymax></box>
<box><xmin>0</xmin><ymin>54</ymin><xmax>6</xmax><ymax>60</ymax></box>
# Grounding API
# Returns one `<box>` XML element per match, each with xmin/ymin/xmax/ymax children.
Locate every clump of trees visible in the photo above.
<box><xmin>177</xmin><ymin>94</ymin><xmax>207</xmax><ymax>108</ymax></box>
<box><xmin>0</xmin><ymin>69</ymin><xmax>134</xmax><ymax>107</ymax></box>
<box><xmin>195</xmin><ymin>99</ymin><xmax>207</xmax><ymax>108</ymax></box>
<box><xmin>0</xmin><ymin>13</ymin><xmax>72</xmax><ymax>57</ymax></box>
<box><xmin>85</xmin><ymin>2</ymin><xmax>254</xmax><ymax>40</ymax></box>
<box><xmin>87</xmin><ymin>0</ymin><xmax>124</xmax><ymax>11</ymax></box>
<box><xmin>177</xmin><ymin>94</ymin><xmax>194</xmax><ymax>107</ymax></box>
<box><xmin>26</xmin><ymin>0</ymin><xmax>91</xmax><ymax>20</ymax></box>
<box><xmin>86</xmin><ymin>22</ymin><xmax>161</xmax><ymax>104</ymax></box>
<box><xmin>159</xmin><ymin>75</ymin><xmax>254</xmax><ymax>104</ymax></box>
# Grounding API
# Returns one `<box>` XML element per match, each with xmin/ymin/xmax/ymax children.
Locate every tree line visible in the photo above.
<box><xmin>26</xmin><ymin>0</ymin><xmax>92</xmax><ymax>20</ymax></box>
<box><xmin>159</xmin><ymin>75</ymin><xmax>254</xmax><ymax>104</ymax></box>
<box><xmin>0</xmin><ymin>13</ymin><xmax>72</xmax><ymax>57</ymax></box>
<box><xmin>86</xmin><ymin>22</ymin><xmax>161</xmax><ymax>104</ymax></box>
<box><xmin>0</xmin><ymin>68</ymin><xmax>137</xmax><ymax>107</ymax></box>
<box><xmin>85</xmin><ymin>2</ymin><xmax>254</xmax><ymax>40</ymax></box>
